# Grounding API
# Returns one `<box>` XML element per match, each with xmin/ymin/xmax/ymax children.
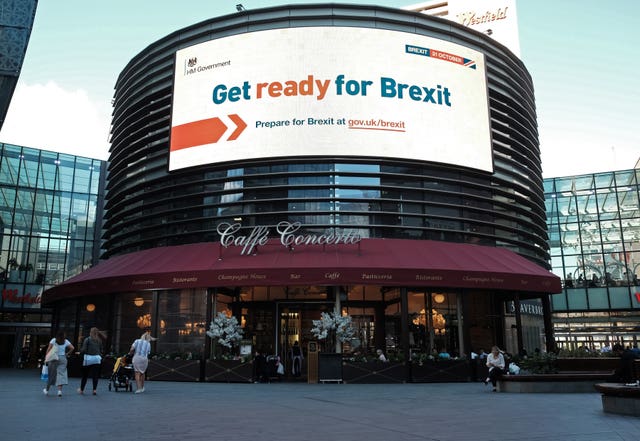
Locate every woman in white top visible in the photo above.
<box><xmin>130</xmin><ymin>330</ymin><xmax>154</xmax><ymax>393</ymax></box>
<box><xmin>484</xmin><ymin>345</ymin><xmax>505</xmax><ymax>392</ymax></box>
<box><xmin>43</xmin><ymin>330</ymin><xmax>75</xmax><ymax>397</ymax></box>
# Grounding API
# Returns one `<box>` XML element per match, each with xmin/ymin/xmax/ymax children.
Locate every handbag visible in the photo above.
<box><xmin>276</xmin><ymin>362</ymin><xmax>284</xmax><ymax>375</ymax></box>
<box><xmin>40</xmin><ymin>364</ymin><xmax>48</xmax><ymax>382</ymax></box>
<box><xmin>83</xmin><ymin>354</ymin><xmax>102</xmax><ymax>366</ymax></box>
<box><xmin>45</xmin><ymin>344</ymin><xmax>59</xmax><ymax>363</ymax></box>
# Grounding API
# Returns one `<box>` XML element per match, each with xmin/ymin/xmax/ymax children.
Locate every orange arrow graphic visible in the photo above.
<box><xmin>170</xmin><ymin>117</ymin><xmax>228</xmax><ymax>152</ymax></box>
<box><xmin>227</xmin><ymin>114</ymin><xmax>247</xmax><ymax>141</ymax></box>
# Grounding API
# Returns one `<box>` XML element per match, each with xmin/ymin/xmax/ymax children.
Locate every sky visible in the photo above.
<box><xmin>0</xmin><ymin>0</ymin><xmax>638</xmax><ymax>178</ymax></box>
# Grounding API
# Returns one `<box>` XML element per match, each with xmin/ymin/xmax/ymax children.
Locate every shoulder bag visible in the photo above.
<box><xmin>45</xmin><ymin>343</ymin><xmax>59</xmax><ymax>363</ymax></box>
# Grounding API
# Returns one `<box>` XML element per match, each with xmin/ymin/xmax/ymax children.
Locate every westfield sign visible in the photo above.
<box><xmin>217</xmin><ymin>221</ymin><xmax>362</xmax><ymax>255</ymax></box>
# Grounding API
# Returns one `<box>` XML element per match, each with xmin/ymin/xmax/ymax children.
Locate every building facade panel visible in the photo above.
<box><xmin>43</xmin><ymin>5</ymin><xmax>558</xmax><ymax>381</ymax></box>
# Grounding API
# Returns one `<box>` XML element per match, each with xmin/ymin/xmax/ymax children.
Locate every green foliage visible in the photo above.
<box><xmin>518</xmin><ymin>353</ymin><xmax>558</xmax><ymax>374</ymax></box>
<box><xmin>557</xmin><ymin>348</ymin><xmax>615</xmax><ymax>358</ymax></box>
<box><xmin>150</xmin><ymin>352</ymin><xmax>202</xmax><ymax>360</ymax></box>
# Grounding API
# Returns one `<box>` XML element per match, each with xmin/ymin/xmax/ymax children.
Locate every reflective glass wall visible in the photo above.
<box><xmin>544</xmin><ymin>169</ymin><xmax>640</xmax><ymax>348</ymax></box>
<box><xmin>0</xmin><ymin>143</ymin><xmax>105</xmax><ymax>299</ymax></box>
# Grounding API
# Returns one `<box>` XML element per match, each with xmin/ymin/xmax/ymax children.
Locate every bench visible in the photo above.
<box><xmin>497</xmin><ymin>372</ymin><xmax>613</xmax><ymax>393</ymax></box>
<box><xmin>594</xmin><ymin>383</ymin><xmax>640</xmax><ymax>416</ymax></box>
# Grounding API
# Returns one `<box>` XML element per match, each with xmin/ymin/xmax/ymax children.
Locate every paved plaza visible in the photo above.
<box><xmin>1</xmin><ymin>368</ymin><xmax>638</xmax><ymax>441</ymax></box>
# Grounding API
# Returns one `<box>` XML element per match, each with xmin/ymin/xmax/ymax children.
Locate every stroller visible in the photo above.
<box><xmin>108</xmin><ymin>353</ymin><xmax>134</xmax><ymax>392</ymax></box>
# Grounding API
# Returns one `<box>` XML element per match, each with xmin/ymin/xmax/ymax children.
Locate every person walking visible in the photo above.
<box><xmin>483</xmin><ymin>345</ymin><xmax>505</xmax><ymax>392</ymax></box>
<box><xmin>78</xmin><ymin>327</ymin><xmax>105</xmax><ymax>395</ymax></box>
<box><xmin>130</xmin><ymin>330</ymin><xmax>154</xmax><ymax>393</ymax></box>
<box><xmin>43</xmin><ymin>330</ymin><xmax>75</xmax><ymax>397</ymax></box>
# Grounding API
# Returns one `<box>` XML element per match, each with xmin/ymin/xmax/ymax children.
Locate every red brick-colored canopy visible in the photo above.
<box><xmin>42</xmin><ymin>238</ymin><xmax>561</xmax><ymax>303</ymax></box>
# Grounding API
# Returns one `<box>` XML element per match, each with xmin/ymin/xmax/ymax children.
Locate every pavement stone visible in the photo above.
<box><xmin>1</xmin><ymin>368</ymin><xmax>639</xmax><ymax>441</ymax></box>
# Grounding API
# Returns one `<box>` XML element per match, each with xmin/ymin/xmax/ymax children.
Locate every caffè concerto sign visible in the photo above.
<box><xmin>217</xmin><ymin>221</ymin><xmax>362</xmax><ymax>255</ymax></box>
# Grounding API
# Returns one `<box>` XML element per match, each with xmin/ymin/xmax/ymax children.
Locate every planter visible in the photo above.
<box><xmin>205</xmin><ymin>359</ymin><xmax>254</xmax><ymax>383</ymax></box>
<box><xmin>556</xmin><ymin>357</ymin><xmax>618</xmax><ymax>372</ymax></box>
<box><xmin>410</xmin><ymin>359</ymin><xmax>470</xmax><ymax>383</ymax></box>
<box><xmin>342</xmin><ymin>361</ymin><xmax>406</xmax><ymax>383</ymax></box>
<box><xmin>146</xmin><ymin>359</ymin><xmax>202</xmax><ymax>382</ymax></box>
<box><xmin>318</xmin><ymin>353</ymin><xmax>343</xmax><ymax>382</ymax></box>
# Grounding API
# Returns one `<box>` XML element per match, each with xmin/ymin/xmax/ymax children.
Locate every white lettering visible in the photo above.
<box><xmin>217</xmin><ymin>221</ymin><xmax>362</xmax><ymax>255</ymax></box>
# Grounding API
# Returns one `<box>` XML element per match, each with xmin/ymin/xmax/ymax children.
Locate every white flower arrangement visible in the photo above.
<box><xmin>310</xmin><ymin>309</ymin><xmax>355</xmax><ymax>351</ymax></box>
<box><xmin>207</xmin><ymin>312</ymin><xmax>244</xmax><ymax>349</ymax></box>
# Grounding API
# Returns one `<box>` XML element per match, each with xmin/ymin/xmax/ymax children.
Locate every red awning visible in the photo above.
<box><xmin>42</xmin><ymin>238</ymin><xmax>561</xmax><ymax>303</ymax></box>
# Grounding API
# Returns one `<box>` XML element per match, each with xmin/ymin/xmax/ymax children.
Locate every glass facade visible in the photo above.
<box><xmin>0</xmin><ymin>142</ymin><xmax>105</xmax><ymax>367</ymax></box>
<box><xmin>0</xmin><ymin>0</ymin><xmax>38</xmax><ymax>130</ymax></box>
<box><xmin>545</xmin><ymin>169</ymin><xmax>640</xmax><ymax>349</ymax></box>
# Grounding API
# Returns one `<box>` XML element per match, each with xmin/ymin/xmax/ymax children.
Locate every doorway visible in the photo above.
<box><xmin>276</xmin><ymin>301</ymin><xmax>334</xmax><ymax>381</ymax></box>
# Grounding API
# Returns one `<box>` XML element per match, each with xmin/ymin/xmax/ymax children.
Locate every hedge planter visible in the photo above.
<box><xmin>205</xmin><ymin>359</ymin><xmax>254</xmax><ymax>383</ymax></box>
<box><xmin>556</xmin><ymin>357</ymin><xmax>618</xmax><ymax>372</ymax></box>
<box><xmin>342</xmin><ymin>361</ymin><xmax>406</xmax><ymax>383</ymax></box>
<box><xmin>146</xmin><ymin>359</ymin><xmax>201</xmax><ymax>382</ymax></box>
<box><xmin>318</xmin><ymin>353</ymin><xmax>343</xmax><ymax>383</ymax></box>
<box><xmin>411</xmin><ymin>360</ymin><xmax>470</xmax><ymax>383</ymax></box>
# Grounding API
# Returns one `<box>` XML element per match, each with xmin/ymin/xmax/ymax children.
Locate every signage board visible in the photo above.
<box><xmin>170</xmin><ymin>27</ymin><xmax>492</xmax><ymax>172</ymax></box>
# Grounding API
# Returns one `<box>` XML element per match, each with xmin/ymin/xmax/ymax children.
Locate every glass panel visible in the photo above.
<box><xmin>156</xmin><ymin>289</ymin><xmax>207</xmax><ymax>358</ymax></box>
<box><xmin>550</xmin><ymin>293</ymin><xmax>568</xmax><ymax>311</ymax></box>
<box><xmin>587</xmin><ymin>289</ymin><xmax>608</xmax><ymax>309</ymax></box>
<box><xmin>113</xmin><ymin>293</ymin><xmax>153</xmax><ymax>355</ymax></box>
<box><xmin>609</xmin><ymin>287</ymin><xmax>632</xmax><ymax>309</ymax></box>
<box><xmin>567</xmin><ymin>290</ymin><xmax>587</xmax><ymax>310</ymax></box>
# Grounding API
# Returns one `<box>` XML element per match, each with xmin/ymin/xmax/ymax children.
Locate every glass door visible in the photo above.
<box><xmin>276</xmin><ymin>301</ymin><xmax>333</xmax><ymax>380</ymax></box>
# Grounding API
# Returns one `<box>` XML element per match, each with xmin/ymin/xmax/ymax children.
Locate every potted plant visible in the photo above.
<box><xmin>310</xmin><ymin>309</ymin><xmax>355</xmax><ymax>382</ymax></box>
<box><xmin>204</xmin><ymin>312</ymin><xmax>252</xmax><ymax>382</ymax></box>
<box><xmin>206</xmin><ymin>311</ymin><xmax>244</xmax><ymax>356</ymax></box>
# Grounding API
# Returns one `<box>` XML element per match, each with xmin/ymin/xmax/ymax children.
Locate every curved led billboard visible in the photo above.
<box><xmin>169</xmin><ymin>27</ymin><xmax>492</xmax><ymax>172</ymax></box>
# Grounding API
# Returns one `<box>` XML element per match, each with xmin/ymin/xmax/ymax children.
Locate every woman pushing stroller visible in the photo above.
<box><xmin>129</xmin><ymin>329</ymin><xmax>156</xmax><ymax>394</ymax></box>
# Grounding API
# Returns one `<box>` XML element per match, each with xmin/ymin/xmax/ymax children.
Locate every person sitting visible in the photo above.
<box><xmin>612</xmin><ymin>344</ymin><xmax>639</xmax><ymax>383</ymax></box>
<box><xmin>484</xmin><ymin>346</ymin><xmax>505</xmax><ymax>392</ymax></box>
<box><xmin>376</xmin><ymin>349</ymin><xmax>388</xmax><ymax>362</ymax></box>
<box><xmin>565</xmin><ymin>274</ymin><xmax>574</xmax><ymax>288</ymax></box>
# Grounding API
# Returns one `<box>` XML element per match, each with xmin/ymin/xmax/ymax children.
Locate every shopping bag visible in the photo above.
<box><xmin>40</xmin><ymin>364</ymin><xmax>48</xmax><ymax>382</ymax></box>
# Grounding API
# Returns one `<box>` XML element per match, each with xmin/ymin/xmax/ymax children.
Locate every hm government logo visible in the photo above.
<box><xmin>183</xmin><ymin>58</ymin><xmax>231</xmax><ymax>76</ymax></box>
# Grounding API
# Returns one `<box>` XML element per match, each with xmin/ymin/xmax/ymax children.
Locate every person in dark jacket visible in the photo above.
<box><xmin>290</xmin><ymin>341</ymin><xmax>304</xmax><ymax>377</ymax></box>
<box><xmin>612</xmin><ymin>344</ymin><xmax>639</xmax><ymax>383</ymax></box>
<box><xmin>78</xmin><ymin>327</ymin><xmax>105</xmax><ymax>395</ymax></box>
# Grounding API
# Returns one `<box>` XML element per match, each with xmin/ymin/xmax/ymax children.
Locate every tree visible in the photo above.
<box><xmin>310</xmin><ymin>309</ymin><xmax>355</xmax><ymax>353</ymax></box>
<box><xmin>206</xmin><ymin>312</ymin><xmax>244</xmax><ymax>357</ymax></box>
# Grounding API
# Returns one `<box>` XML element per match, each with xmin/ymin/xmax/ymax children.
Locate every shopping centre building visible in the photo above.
<box><xmin>2</xmin><ymin>2</ymin><xmax>638</xmax><ymax>380</ymax></box>
<box><xmin>30</xmin><ymin>4</ymin><xmax>562</xmax><ymax>381</ymax></box>
<box><xmin>545</xmin><ymin>169</ymin><xmax>640</xmax><ymax>350</ymax></box>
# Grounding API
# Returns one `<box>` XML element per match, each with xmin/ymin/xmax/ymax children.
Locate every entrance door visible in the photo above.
<box><xmin>276</xmin><ymin>301</ymin><xmax>334</xmax><ymax>381</ymax></box>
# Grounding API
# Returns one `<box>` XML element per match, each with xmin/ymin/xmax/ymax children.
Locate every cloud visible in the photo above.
<box><xmin>0</xmin><ymin>81</ymin><xmax>111</xmax><ymax>160</ymax></box>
